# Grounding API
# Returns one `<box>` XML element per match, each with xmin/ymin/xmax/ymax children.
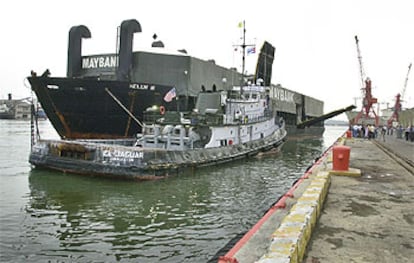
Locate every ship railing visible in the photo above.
<box><xmin>229</xmin><ymin>110</ymin><xmax>274</xmax><ymax>125</ymax></box>
<box><xmin>139</xmin><ymin>130</ymin><xmax>195</xmax><ymax>151</ymax></box>
<box><xmin>78</xmin><ymin>138</ymin><xmax>136</xmax><ymax>146</ymax></box>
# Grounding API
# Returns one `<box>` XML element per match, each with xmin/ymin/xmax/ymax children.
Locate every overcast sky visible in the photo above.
<box><xmin>1</xmin><ymin>0</ymin><xmax>413</xmax><ymax>120</ymax></box>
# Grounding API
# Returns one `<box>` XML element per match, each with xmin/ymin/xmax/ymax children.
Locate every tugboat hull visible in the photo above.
<box><xmin>29</xmin><ymin>129</ymin><xmax>286</xmax><ymax>180</ymax></box>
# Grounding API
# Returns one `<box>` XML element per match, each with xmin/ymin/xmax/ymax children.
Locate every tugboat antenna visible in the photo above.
<box><xmin>234</xmin><ymin>21</ymin><xmax>255</xmax><ymax>93</ymax></box>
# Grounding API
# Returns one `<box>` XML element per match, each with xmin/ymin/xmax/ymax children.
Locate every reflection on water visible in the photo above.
<box><xmin>0</xmin><ymin>120</ymin><xmax>346</xmax><ymax>262</ymax></box>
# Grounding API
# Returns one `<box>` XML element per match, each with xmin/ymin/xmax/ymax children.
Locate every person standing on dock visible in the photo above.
<box><xmin>397</xmin><ymin>125</ymin><xmax>403</xmax><ymax>139</ymax></box>
<box><xmin>367</xmin><ymin>125</ymin><xmax>375</xmax><ymax>139</ymax></box>
<box><xmin>381</xmin><ymin>126</ymin><xmax>386</xmax><ymax>142</ymax></box>
<box><xmin>404</xmin><ymin>126</ymin><xmax>410</xmax><ymax>141</ymax></box>
<box><xmin>363</xmin><ymin>125</ymin><xmax>368</xmax><ymax>138</ymax></box>
<box><xmin>352</xmin><ymin>124</ymin><xmax>359</xmax><ymax>137</ymax></box>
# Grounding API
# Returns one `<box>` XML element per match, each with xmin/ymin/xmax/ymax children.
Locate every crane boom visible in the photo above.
<box><xmin>401</xmin><ymin>63</ymin><xmax>411</xmax><ymax>100</ymax></box>
<box><xmin>355</xmin><ymin>35</ymin><xmax>365</xmax><ymax>87</ymax></box>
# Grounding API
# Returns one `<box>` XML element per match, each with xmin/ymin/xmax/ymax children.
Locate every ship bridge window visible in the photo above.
<box><xmin>251</xmin><ymin>94</ymin><xmax>258</xmax><ymax>100</ymax></box>
<box><xmin>47</xmin><ymin>85</ymin><xmax>59</xmax><ymax>90</ymax></box>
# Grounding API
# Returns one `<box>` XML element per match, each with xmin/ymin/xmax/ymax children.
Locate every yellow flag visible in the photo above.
<box><xmin>238</xmin><ymin>21</ymin><xmax>243</xmax><ymax>28</ymax></box>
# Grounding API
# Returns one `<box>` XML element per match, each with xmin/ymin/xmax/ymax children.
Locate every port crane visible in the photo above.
<box><xmin>352</xmin><ymin>35</ymin><xmax>379</xmax><ymax>126</ymax></box>
<box><xmin>387</xmin><ymin>63</ymin><xmax>412</xmax><ymax>127</ymax></box>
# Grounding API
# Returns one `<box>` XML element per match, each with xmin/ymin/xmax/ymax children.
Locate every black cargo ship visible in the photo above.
<box><xmin>28</xmin><ymin>19</ymin><xmax>325</xmax><ymax>139</ymax></box>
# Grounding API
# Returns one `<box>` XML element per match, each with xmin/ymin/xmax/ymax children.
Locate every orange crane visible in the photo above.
<box><xmin>387</xmin><ymin>63</ymin><xmax>412</xmax><ymax>127</ymax></box>
<box><xmin>352</xmin><ymin>35</ymin><xmax>379</xmax><ymax>126</ymax></box>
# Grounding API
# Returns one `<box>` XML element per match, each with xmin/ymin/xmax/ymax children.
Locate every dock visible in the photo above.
<box><xmin>217</xmin><ymin>133</ymin><xmax>414</xmax><ymax>263</ymax></box>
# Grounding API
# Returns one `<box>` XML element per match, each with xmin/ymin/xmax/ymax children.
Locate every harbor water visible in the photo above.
<box><xmin>0</xmin><ymin>119</ymin><xmax>345</xmax><ymax>262</ymax></box>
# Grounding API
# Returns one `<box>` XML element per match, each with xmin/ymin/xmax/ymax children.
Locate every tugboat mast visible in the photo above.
<box><xmin>237</xmin><ymin>20</ymin><xmax>255</xmax><ymax>92</ymax></box>
<box><xmin>241</xmin><ymin>20</ymin><xmax>246</xmax><ymax>86</ymax></box>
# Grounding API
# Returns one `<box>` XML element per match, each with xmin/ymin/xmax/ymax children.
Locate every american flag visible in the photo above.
<box><xmin>163</xmin><ymin>87</ymin><xmax>176</xmax><ymax>102</ymax></box>
<box><xmin>247</xmin><ymin>46</ymin><xmax>256</xmax><ymax>54</ymax></box>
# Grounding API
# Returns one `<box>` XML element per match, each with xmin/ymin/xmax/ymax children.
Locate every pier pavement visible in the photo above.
<box><xmin>218</xmin><ymin>134</ymin><xmax>413</xmax><ymax>263</ymax></box>
<box><xmin>303</xmin><ymin>136</ymin><xmax>414</xmax><ymax>262</ymax></box>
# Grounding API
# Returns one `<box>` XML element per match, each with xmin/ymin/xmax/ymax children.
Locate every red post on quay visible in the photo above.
<box><xmin>332</xmin><ymin>145</ymin><xmax>351</xmax><ymax>171</ymax></box>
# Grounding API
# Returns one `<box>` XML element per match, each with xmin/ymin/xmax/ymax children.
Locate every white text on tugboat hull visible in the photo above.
<box><xmin>103</xmin><ymin>150</ymin><xmax>144</xmax><ymax>160</ymax></box>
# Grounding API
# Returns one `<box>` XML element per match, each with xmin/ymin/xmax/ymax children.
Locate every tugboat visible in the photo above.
<box><xmin>29</xmin><ymin>85</ymin><xmax>287</xmax><ymax>179</ymax></box>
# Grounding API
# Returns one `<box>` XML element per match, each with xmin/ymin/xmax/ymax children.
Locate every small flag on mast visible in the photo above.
<box><xmin>238</xmin><ymin>21</ymin><xmax>243</xmax><ymax>28</ymax></box>
<box><xmin>247</xmin><ymin>46</ymin><xmax>256</xmax><ymax>54</ymax></box>
<box><xmin>163</xmin><ymin>87</ymin><xmax>176</xmax><ymax>102</ymax></box>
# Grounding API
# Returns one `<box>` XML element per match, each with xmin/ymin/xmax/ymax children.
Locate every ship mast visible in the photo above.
<box><xmin>236</xmin><ymin>20</ymin><xmax>255</xmax><ymax>93</ymax></box>
<box><xmin>241</xmin><ymin>20</ymin><xmax>246</xmax><ymax>87</ymax></box>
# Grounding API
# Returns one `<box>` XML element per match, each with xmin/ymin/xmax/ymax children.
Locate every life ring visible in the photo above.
<box><xmin>160</xmin><ymin>106</ymin><xmax>166</xmax><ymax>115</ymax></box>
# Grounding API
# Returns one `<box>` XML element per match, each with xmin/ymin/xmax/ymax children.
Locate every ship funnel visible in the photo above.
<box><xmin>117</xmin><ymin>19</ymin><xmax>142</xmax><ymax>81</ymax></box>
<box><xmin>254</xmin><ymin>41</ymin><xmax>275</xmax><ymax>86</ymax></box>
<box><xmin>67</xmin><ymin>25</ymin><xmax>91</xmax><ymax>77</ymax></box>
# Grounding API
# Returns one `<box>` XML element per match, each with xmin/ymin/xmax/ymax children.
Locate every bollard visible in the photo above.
<box><xmin>346</xmin><ymin>130</ymin><xmax>352</xmax><ymax>138</ymax></box>
<box><xmin>332</xmin><ymin>145</ymin><xmax>350</xmax><ymax>171</ymax></box>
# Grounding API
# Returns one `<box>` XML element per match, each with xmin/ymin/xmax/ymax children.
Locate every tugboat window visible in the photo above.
<box><xmin>220</xmin><ymin>139</ymin><xmax>227</xmax><ymax>146</ymax></box>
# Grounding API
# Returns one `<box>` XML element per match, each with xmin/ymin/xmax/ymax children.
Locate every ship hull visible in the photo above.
<box><xmin>30</xmin><ymin>76</ymin><xmax>325</xmax><ymax>139</ymax></box>
<box><xmin>28</xmin><ymin>76</ymin><xmax>174</xmax><ymax>139</ymax></box>
<box><xmin>29</xmin><ymin>75</ymin><xmax>326</xmax><ymax>139</ymax></box>
<box><xmin>29</xmin><ymin>129</ymin><xmax>286</xmax><ymax>180</ymax></box>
